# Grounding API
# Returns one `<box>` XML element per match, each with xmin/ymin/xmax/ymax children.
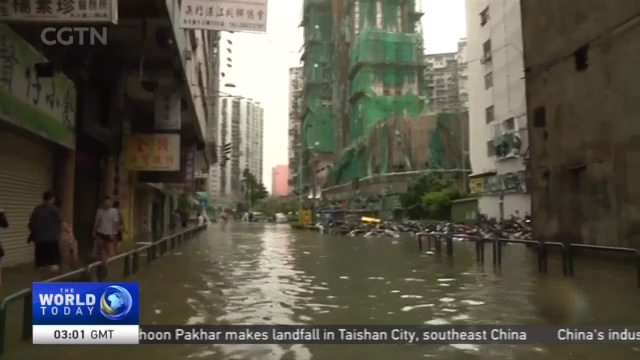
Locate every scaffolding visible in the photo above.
<box><xmin>301</xmin><ymin>0</ymin><xmax>464</xmax><ymax>199</ymax></box>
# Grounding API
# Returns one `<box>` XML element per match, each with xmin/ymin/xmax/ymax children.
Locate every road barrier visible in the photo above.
<box><xmin>0</xmin><ymin>225</ymin><xmax>206</xmax><ymax>359</ymax></box>
<box><xmin>416</xmin><ymin>232</ymin><xmax>640</xmax><ymax>288</ymax></box>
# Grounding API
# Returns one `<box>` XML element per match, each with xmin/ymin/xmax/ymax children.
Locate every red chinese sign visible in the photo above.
<box><xmin>124</xmin><ymin>134</ymin><xmax>181</xmax><ymax>171</ymax></box>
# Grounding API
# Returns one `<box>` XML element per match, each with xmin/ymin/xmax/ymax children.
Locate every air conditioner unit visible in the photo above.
<box><xmin>184</xmin><ymin>50</ymin><xmax>192</xmax><ymax>61</ymax></box>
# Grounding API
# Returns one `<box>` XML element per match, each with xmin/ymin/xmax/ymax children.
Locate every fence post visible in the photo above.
<box><xmin>416</xmin><ymin>233</ymin><xmax>424</xmax><ymax>252</ymax></box>
<box><xmin>445</xmin><ymin>235</ymin><xmax>453</xmax><ymax>257</ymax></box>
<box><xmin>132</xmin><ymin>251</ymin><xmax>139</xmax><ymax>273</ymax></box>
<box><xmin>123</xmin><ymin>255</ymin><xmax>131</xmax><ymax>277</ymax></box>
<box><xmin>22</xmin><ymin>294</ymin><xmax>32</xmax><ymax>341</ymax></box>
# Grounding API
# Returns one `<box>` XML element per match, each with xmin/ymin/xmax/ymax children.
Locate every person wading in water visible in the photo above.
<box><xmin>93</xmin><ymin>196</ymin><xmax>119</xmax><ymax>279</ymax></box>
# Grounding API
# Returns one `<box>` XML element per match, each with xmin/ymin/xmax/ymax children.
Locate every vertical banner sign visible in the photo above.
<box><xmin>184</xmin><ymin>145</ymin><xmax>196</xmax><ymax>189</ymax></box>
<box><xmin>32</xmin><ymin>282</ymin><xmax>140</xmax><ymax>344</ymax></box>
<box><xmin>0</xmin><ymin>0</ymin><xmax>119</xmax><ymax>24</ymax></box>
<box><xmin>179</xmin><ymin>0</ymin><xmax>267</xmax><ymax>33</ymax></box>
<box><xmin>154</xmin><ymin>87</ymin><xmax>182</xmax><ymax>131</ymax></box>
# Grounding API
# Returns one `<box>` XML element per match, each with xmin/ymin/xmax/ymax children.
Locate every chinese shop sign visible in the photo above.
<box><xmin>0</xmin><ymin>24</ymin><xmax>77</xmax><ymax>148</ymax></box>
<box><xmin>0</xmin><ymin>0</ymin><xmax>118</xmax><ymax>24</ymax></box>
<box><xmin>179</xmin><ymin>0</ymin><xmax>267</xmax><ymax>33</ymax></box>
<box><xmin>124</xmin><ymin>134</ymin><xmax>181</xmax><ymax>171</ymax></box>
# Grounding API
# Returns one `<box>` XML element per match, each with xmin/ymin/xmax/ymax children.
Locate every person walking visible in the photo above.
<box><xmin>93</xmin><ymin>196</ymin><xmax>119</xmax><ymax>263</ymax></box>
<box><xmin>0</xmin><ymin>208</ymin><xmax>8</xmax><ymax>285</ymax></box>
<box><xmin>28</xmin><ymin>191</ymin><xmax>62</xmax><ymax>274</ymax></box>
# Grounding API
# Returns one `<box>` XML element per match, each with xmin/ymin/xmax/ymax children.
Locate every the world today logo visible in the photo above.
<box><xmin>33</xmin><ymin>282</ymin><xmax>139</xmax><ymax>325</ymax></box>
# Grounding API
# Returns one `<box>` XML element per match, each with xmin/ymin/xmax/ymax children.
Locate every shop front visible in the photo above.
<box><xmin>0</xmin><ymin>25</ymin><xmax>77</xmax><ymax>266</ymax></box>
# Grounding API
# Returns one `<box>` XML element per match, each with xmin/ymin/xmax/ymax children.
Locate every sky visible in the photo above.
<box><xmin>223</xmin><ymin>0</ymin><xmax>467</xmax><ymax>187</ymax></box>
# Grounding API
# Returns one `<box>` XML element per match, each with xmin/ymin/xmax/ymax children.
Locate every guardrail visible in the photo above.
<box><xmin>0</xmin><ymin>224</ymin><xmax>206</xmax><ymax>358</ymax></box>
<box><xmin>416</xmin><ymin>232</ymin><xmax>640</xmax><ymax>288</ymax></box>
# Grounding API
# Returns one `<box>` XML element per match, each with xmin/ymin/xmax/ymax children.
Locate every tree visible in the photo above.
<box><xmin>399</xmin><ymin>172</ymin><xmax>457</xmax><ymax>219</ymax></box>
<box><xmin>421</xmin><ymin>187</ymin><xmax>463</xmax><ymax>220</ymax></box>
<box><xmin>256</xmin><ymin>196</ymin><xmax>299</xmax><ymax>216</ymax></box>
<box><xmin>242</xmin><ymin>168</ymin><xmax>269</xmax><ymax>207</ymax></box>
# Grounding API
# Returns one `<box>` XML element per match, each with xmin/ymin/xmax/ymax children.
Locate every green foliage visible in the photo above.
<box><xmin>242</xmin><ymin>168</ymin><xmax>269</xmax><ymax>206</ymax></box>
<box><xmin>256</xmin><ymin>197</ymin><xmax>299</xmax><ymax>217</ymax></box>
<box><xmin>421</xmin><ymin>187</ymin><xmax>463</xmax><ymax>220</ymax></box>
<box><xmin>399</xmin><ymin>172</ymin><xmax>456</xmax><ymax>219</ymax></box>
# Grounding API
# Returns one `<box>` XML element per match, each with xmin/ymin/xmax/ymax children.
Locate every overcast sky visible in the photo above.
<box><xmin>223</xmin><ymin>0</ymin><xmax>467</xmax><ymax>187</ymax></box>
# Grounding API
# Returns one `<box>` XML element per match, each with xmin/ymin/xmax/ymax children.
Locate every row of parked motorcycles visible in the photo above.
<box><xmin>317</xmin><ymin>214</ymin><xmax>532</xmax><ymax>240</ymax></box>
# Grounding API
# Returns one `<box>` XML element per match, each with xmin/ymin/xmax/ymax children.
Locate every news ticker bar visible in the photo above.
<box><xmin>33</xmin><ymin>325</ymin><xmax>640</xmax><ymax>345</ymax></box>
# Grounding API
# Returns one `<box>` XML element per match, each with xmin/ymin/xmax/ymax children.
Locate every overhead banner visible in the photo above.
<box><xmin>154</xmin><ymin>87</ymin><xmax>182</xmax><ymax>130</ymax></box>
<box><xmin>179</xmin><ymin>0</ymin><xmax>267</xmax><ymax>33</ymax></box>
<box><xmin>0</xmin><ymin>0</ymin><xmax>118</xmax><ymax>24</ymax></box>
<box><xmin>124</xmin><ymin>134</ymin><xmax>181</xmax><ymax>171</ymax></box>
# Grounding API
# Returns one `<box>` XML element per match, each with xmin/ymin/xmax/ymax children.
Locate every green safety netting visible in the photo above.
<box><xmin>302</xmin><ymin>103</ymin><xmax>335</xmax><ymax>153</ymax></box>
<box><xmin>350</xmin><ymin>94</ymin><xmax>422</xmax><ymax>140</ymax></box>
<box><xmin>429</xmin><ymin>113</ymin><xmax>468</xmax><ymax>169</ymax></box>
<box><xmin>348</xmin><ymin>0</ymin><xmax>420</xmax><ymax>32</ymax></box>
<box><xmin>350</xmin><ymin>29</ymin><xmax>420</xmax><ymax>68</ymax></box>
<box><xmin>351</xmin><ymin>67</ymin><xmax>420</xmax><ymax>95</ymax></box>
<box><xmin>303</xmin><ymin>5</ymin><xmax>332</xmax><ymax>42</ymax></box>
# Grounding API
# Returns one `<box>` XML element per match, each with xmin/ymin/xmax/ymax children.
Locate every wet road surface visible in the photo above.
<box><xmin>8</xmin><ymin>223</ymin><xmax>640</xmax><ymax>359</ymax></box>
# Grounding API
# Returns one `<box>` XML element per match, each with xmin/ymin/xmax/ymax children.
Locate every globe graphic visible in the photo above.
<box><xmin>100</xmin><ymin>285</ymin><xmax>133</xmax><ymax>320</ymax></box>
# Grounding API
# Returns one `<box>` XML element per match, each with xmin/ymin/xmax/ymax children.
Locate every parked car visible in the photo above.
<box><xmin>275</xmin><ymin>213</ymin><xmax>288</xmax><ymax>223</ymax></box>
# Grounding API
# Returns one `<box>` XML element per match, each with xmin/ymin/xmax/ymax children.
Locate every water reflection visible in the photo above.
<box><xmin>9</xmin><ymin>224</ymin><xmax>640</xmax><ymax>359</ymax></box>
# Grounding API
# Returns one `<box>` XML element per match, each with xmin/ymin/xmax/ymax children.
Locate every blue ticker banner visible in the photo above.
<box><xmin>32</xmin><ymin>282</ymin><xmax>139</xmax><ymax>325</ymax></box>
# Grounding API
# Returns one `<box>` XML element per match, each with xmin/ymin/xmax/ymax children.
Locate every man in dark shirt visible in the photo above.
<box><xmin>28</xmin><ymin>191</ymin><xmax>62</xmax><ymax>273</ymax></box>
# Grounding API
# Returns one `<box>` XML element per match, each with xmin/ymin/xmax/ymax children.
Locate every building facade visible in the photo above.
<box><xmin>271</xmin><ymin>165</ymin><xmax>289</xmax><ymax>197</ymax></box>
<box><xmin>288</xmin><ymin>66</ymin><xmax>304</xmax><ymax>195</ymax></box>
<box><xmin>466</xmin><ymin>0</ymin><xmax>529</xmax><ymax>219</ymax></box>
<box><xmin>424</xmin><ymin>52</ymin><xmax>465</xmax><ymax>113</ymax></box>
<box><xmin>457</xmin><ymin>38</ymin><xmax>470</xmax><ymax>111</ymax></box>
<box><xmin>521</xmin><ymin>0</ymin><xmax>640</xmax><ymax>247</ymax></box>
<box><xmin>239</xmin><ymin>98</ymin><xmax>264</xmax><ymax>184</ymax></box>
<box><xmin>0</xmin><ymin>1</ymin><xmax>214</xmax><ymax>266</ymax></box>
<box><xmin>210</xmin><ymin>96</ymin><xmax>263</xmax><ymax>206</ymax></box>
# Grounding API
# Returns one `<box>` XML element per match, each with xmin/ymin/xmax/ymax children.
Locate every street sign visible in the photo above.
<box><xmin>179</xmin><ymin>0</ymin><xmax>267</xmax><ymax>33</ymax></box>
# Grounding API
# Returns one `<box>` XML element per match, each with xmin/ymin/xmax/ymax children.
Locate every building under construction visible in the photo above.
<box><xmin>300</xmin><ymin>0</ymin><xmax>468</xmax><ymax>211</ymax></box>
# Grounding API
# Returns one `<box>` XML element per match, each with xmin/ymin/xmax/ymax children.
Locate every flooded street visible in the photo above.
<box><xmin>11</xmin><ymin>224</ymin><xmax>640</xmax><ymax>359</ymax></box>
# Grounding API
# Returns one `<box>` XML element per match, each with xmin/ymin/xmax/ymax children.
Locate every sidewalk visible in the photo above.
<box><xmin>0</xmin><ymin>225</ymin><xmax>202</xmax><ymax>298</ymax></box>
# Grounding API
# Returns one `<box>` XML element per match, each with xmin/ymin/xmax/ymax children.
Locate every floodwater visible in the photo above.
<box><xmin>8</xmin><ymin>223</ymin><xmax>640</xmax><ymax>359</ymax></box>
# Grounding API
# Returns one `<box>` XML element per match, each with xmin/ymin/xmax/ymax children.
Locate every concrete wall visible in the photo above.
<box><xmin>521</xmin><ymin>0</ymin><xmax>640</xmax><ymax>247</ymax></box>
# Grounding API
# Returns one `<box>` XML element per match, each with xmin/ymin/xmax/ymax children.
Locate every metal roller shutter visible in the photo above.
<box><xmin>0</xmin><ymin>131</ymin><xmax>53</xmax><ymax>267</ymax></box>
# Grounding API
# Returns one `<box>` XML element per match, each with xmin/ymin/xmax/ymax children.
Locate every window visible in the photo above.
<box><xmin>480</xmin><ymin>7</ymin><xmax>489</xmax><ymax>26</ymax></box>
<box><xmin>487</xmin><ymin>141</ymin><xmax>495</xmax><ymax>156</ymax></box>
<box><xmin>482</xmin><ymin>40</ymin><xmax>492</xmax><ymax>62</ymax></box>
<box><xmin>503</xmin><ymin>117</ymin><xmax>515</xmax><ymax>132</ymax></box>
<box><xmin>484</xmin><ymin>72</ymin><xmax>493</xmax><ymax>89</ymax></box>
<box><xmin>485</xmin><ymin>106</ymin><xmax>494</xmax><ymax>123</ymax></box>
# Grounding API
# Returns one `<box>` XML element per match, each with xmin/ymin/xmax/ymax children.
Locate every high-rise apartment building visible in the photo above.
<box><xmin>457</xmin><ymin>38</ymin><xmax>469</xmax><ymax>111</ymax></box>
<box><xmin>422</xmin><ymin>38</ymin><xmax>469</xmax><ymax>115</ymax></box>
<box><xmin>424</xmin><ymin>52</ymin><xmax>466</xmax><ymax>113</ymax></box>
<box><xmin>288</xmin><ymin>67</ymin><xmax>304</xmax><ymax>195</ymax></box>
<box><xmin>466</xmin><ymin>0</ymin><xmax>529</xmax><ymax>219</ymax></box>
<box><xmin>209</xmin><ymin>96</ymin><xmax>263</xmax><ymax>206</ymax></box>
<box><xmin>271</xmin><ymin>165</ymin><xmax>289</xmax><ymax>197</ymax></box>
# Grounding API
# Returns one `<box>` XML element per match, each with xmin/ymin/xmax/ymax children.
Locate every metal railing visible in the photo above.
<box><xmin>0</xmin><ymin>224</ymin><xmax>206</xmax><ymax>358</ymax></box>
<box><xmin>416</xmin><ymin>232</ymin><xmax>640</xmax><ymax>288</ymax></box>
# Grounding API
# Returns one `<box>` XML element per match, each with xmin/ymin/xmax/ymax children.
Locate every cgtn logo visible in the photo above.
<box><xmin>32</xmin><ymin>282</ymin><xmax>139</xmax><ymax>326</ymax></box>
